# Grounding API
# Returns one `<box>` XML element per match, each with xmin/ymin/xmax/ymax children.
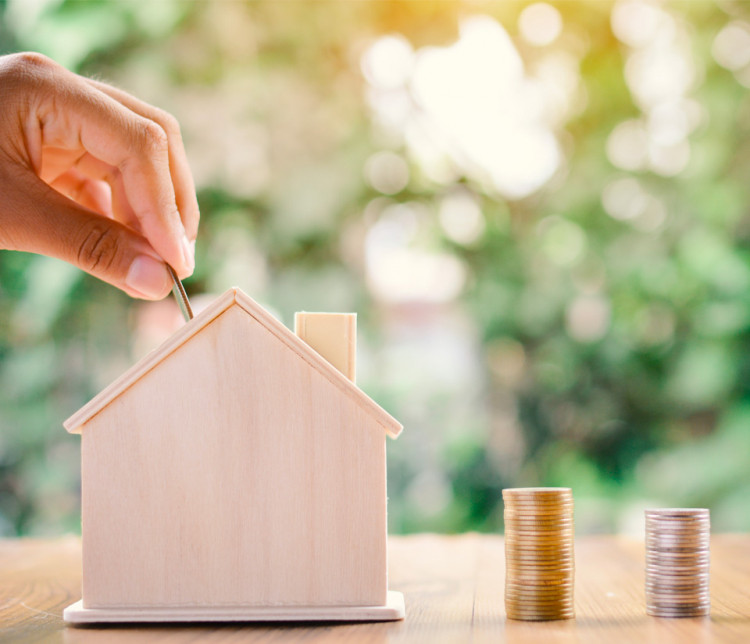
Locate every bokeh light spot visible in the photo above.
<box><xmin>519</xmin><ymin>3</ymin><xmax>563</xmax><ymax>47</ymax></box>
<box><xmin>606</xmin><ymin>119</ymin><xmax>648</xmax><ymax>171</ymax></box>
<box><xmin>611</xmin><ymin>0</ymin><xmax>667</xmax><ymax>49</ymax></box>
<box><xmin>712</xmin><ymin>22</ymin><xmax>750</xmax><ymax>72</ymax></box>
<box><xmin>439</xmin><ymin>190</ymin><xmax>486</xmax><ymax>246</ymax></box>
<box><xmin>537</xmin><ymin>216</ymin><xmax>586</xmax><ymax>266</ymax></box>
<box><xmin>565</xmin><ymin>295</ymin><xmax>611</xmax><ymax>343</ymax></box>
<box><xmin>365</xmin><ymin>150</ymin><xmax>410</xmax><ymax>195</ymax></box>
<box><xmin>602</xmin><ymin>177</ymin><xmax>647</xmax><ymax>222</ymax></box>
<box><xmin>361</xmin><ymin>34</ymin><xmax>414</xmax><ymax>90</ymax></box>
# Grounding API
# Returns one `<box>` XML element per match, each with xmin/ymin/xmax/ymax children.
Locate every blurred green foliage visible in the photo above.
<box><xmin>2</xmin><ymin>0</ymin><xmax>750</xmax><ymax>537</ymax></box>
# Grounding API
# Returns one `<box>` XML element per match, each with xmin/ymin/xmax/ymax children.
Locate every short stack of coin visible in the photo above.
<box><xmin>645</xmin><ymin>508</ymin><xmax>710</xmax><ymax>618</ymax></box>
<box><xmin>503</xmin><ymin>487</ymin><xmax>575</xmax><ymax>621</ymax></box>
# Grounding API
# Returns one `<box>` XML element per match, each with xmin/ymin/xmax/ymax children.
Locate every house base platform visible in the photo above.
<box><xmin>63</xmin><ymin>591</ymin><xmax>405</xmax><ymax>624</ymax></box>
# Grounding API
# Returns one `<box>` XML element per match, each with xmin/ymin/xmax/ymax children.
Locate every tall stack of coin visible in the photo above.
<box><xmin>503</xmin><ymin>487</ymin><xmax>575</xmax><ymax>621</ymax></box>
<box><xmin>645</xmin><ymin>508</ymin><xmax>710</xmax><ymax>618</ymax></box>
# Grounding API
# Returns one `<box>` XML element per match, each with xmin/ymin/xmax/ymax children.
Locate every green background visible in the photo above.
<box><xmin>1</xmin><ymin>0</ymin><xmax>750</xmax><ymax>537</ymax></box>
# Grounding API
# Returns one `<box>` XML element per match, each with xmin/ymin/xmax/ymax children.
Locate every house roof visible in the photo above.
<box><xmin>64</xmin><ymin>287</ymin><xmax>403</xmax><ymax>439</ymax></box>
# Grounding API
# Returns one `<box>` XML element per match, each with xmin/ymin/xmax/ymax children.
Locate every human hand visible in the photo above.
<box><xmin>0</xmin><ymin>52</ymin><xmax>198</xmax><ymax>300</ymax></box>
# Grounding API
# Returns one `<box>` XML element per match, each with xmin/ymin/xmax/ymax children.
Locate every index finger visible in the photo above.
<box><xmin>29</xmin><ymin>58</ymin><xmax>194</xmax><ymax>278</ymax></box>
<box><xmin>86</xmin><ymin>78</ymin><xmax>200</xmax><ymax>243</ymax></box>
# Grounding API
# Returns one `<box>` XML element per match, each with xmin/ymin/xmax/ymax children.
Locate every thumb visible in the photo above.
<box><xmin>0</xmin><ymin>165</ymin><xmax>172</xmax><ymax>300</ymax></box>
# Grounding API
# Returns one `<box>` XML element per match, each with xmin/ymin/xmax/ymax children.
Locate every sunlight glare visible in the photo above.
<box><xmin>409</xmin><ymin>16</ymin><xmax>560</xmax><ymax>199</ymax></box>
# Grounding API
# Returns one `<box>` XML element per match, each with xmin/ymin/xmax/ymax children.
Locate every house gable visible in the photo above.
<box><xmin>65</xmin><ymin>287</ymin><xmax>402</xmax><ymax>438</ymax></box>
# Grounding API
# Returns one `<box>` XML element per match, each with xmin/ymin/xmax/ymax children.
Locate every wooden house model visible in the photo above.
<box><xmin>62</xmin><ymin>287</ymin><xmax>404</xmax><ymax>623</ymax></box>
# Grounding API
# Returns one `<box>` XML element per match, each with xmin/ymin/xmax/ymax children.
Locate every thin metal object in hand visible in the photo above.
<box><xmin>167</xmin><ymin>264</ymin><xmax>194</xmax><ymax>322</ymax></box>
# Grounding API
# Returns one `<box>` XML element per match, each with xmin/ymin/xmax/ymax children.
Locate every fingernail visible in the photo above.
<box><xmin>181</xmin><ymin>234</ymin><xmax>195</xmax><ymax>274</ymax></box>
<box><xmin>126</xmin><ymin>255</ymin><xmax>170</xmax><ymax>300</ymax></box>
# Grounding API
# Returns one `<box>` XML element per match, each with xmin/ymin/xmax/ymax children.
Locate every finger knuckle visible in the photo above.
<box><xmin>139</xmin><ymin>120</ymin><xmax>169</xmax><ymax>153</ymax></box>
<box><xmin>1</xmin><ymin>52</ymin><xmax>57</xmax><ymax>87</ymax></box>
<box><xmin>12</xmin><ymin>51</ymin><xmax>55</xmax><ymax>71</ymax></box>
<box><xmin>77</xmin><ymin>225</ymin><xmax>120</xmax><ymax>274</ymax></box>
<box><xmin>155</xmin><ymin>109</ymin><xmax>181</xmax><ymax>138</ymax></box>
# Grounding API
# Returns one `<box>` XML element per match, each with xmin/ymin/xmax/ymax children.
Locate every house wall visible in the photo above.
<box><xmin>80</xmin><ymin>306</ymin><xmax>388</xmax><ymax>608</ymax></box>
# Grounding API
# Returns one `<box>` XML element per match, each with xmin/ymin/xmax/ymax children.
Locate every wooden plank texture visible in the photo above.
<box><xmin>80</xmin><ymin>306</ymin><xmax>387</xmax><ymax>609</ymax></box>
<box><xmin>2</xmin><ymin>534</ymin><xmax>750</xmax><ymax>643</ymax></box>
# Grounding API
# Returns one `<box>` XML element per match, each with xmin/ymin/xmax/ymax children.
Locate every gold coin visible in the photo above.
<box><xmin>506</xmin><ymin>538</ymin><xmax>574</xmax><ymax>545</ymax></box>
<box><xmin>505</xmin><ymin>589</ymin><xmax>573</xmax><ymax>600</ymax></box>
<box><xmin>504</xmin><ymin>501</ymin><xmax>574</xmax><ymax>509</ymax></box>
<box><xmin>503</xmin><ymin>487</ymin><xmax>573</xmax><ymax>495</ymax></box>
<box><xmin>506</xmin><ymin>606</ymin><xmax>575</xmax><ymax>614</ymax></box>
<box><xmin>505</xmin><ymin>510</ymin><xmax>575</xmax><ymax>518</ymax></box>
<box><xmin>506</xmin><ymin>571</ymin><xmax>575</xmax><ymax>581</ymax></box>
<box><xmin>506</xmin><ymin>581</ymin><xmax>574</xmax><ymax>588</ymax></box>
<box><xmin>506</xmin><ymin>558</ymin><xmax>575</xmax><ymax>568</ymax></box>
<box><xmin>505</xmin><ymin>523</ymin><xmax>574</xmax><ymax>531</ymax></box>
<box><xmin>506</xmin><ymin>616</ymin><xmax>575</xmax><ymax>622</ymax></box>
<box><xmin>505</xmin><ymin>504</ymin><xmax>574</xmax><ymax>510</ymax></box>
<box><xmin>505</xmin><ymin>516</ymin><xmax>574</xmax><ymax>523</ymax></box>
<box><xmin>506</xmin><ymin>610</ymin><xmax>575</xmax><ymax>620</ymax></box>
<box><xmin>506</xmin><ymin>576</ymin><xmax>574</xmax><ymax>586</ymax></box>
<box><xmin>506</xmin><ymin>609</ymin><xmax>575</xmax><ymax>616</ymax></box>
<box><xmin>506</xmin><ymin>505</ymin><xmax>573</xmax><ymax>512</ymax></box>
<box><xmin>506</xmin><ymin>599</ymin><xmax>573</xmax><ymax>608</ymax></box>
<box><xmin>506</xmin><ymin>554</ymin><xmax>575</xmax><ymax>563</ymax></box>
<box><xmin>506</xmin><ymin>530</ymin><xmax>574</xmax><ymax>538</ymax></box>
<box><xmin>505</xmin><ymin>572</ymin><xmax>575</xmax><ymax>582</ymax></box>
<box><xmin>504</xmin><ymin>514</ymin><xmax>575</xmax><ymax>528</ymax></box>
<box><xmin>505</xmin><ymin>569</ymin><xmax>575</xmax><ymax>580</ymax></box>
<box><xmin>504</xmin><ymin>494</ymin><xmax>573</xmax><ymax>501</ymax></box>
<box><xmin>505</xmin><ymin>541</ymin><xmax>576</xmax><ymax>561</ymax></box>
<box><xmin>507</xmin><ymin>554</ymin><xmax>575</xmax><ymax>563</ymax></box>
<box><xmin>505</xmin><ymin>592</ymin><xmax>573</xmax><ymax>601</ymax></box>
<box><xmin>506</xmin><ymin>608</ymin><xmax>575</xmax><ymax>617</ymax></box>
<box><xmin>506</xmin><ymin>532</ymin><xmax>573</xmax><ymax>539</ymax></box>
<box><xmin>506</xmin><ymin>532</ymin><xmax>574</xmax><ymax>540</ymax></box>
<box><xmin>506</xmin><ymin>524</ymin><xmax>575</xmax><ymax>533</ymax></box>
<box><xmin>504</xmin><ymin>511</ymin><xmax>574</xmax><ymax>519</ymax></box>
<box><xmin>505</xmin><ymin>548</ymin><xmax>574</xmax><ymax>563</ymax></box>
<box><xmin>504</xmin><ymin>499</ymin><xmax>575</xmax><ymax>512</ymax></box>
<box><xmin>506</xmin><ymin>585</ymin><xmax>573</xmax><ymax>595</ymax></box>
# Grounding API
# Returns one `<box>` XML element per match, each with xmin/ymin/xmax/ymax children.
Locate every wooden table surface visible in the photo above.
<box><xmin>2</xmin><ymin>534</ymin><xmax>750</xmax><ymax>644</ymax></box>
